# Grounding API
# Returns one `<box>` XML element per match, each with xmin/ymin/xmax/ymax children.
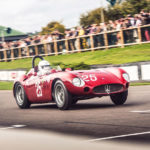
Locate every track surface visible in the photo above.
<box><xmin>0</xmin><ymin>86</ymin><xmax>150</xmax><ymax>145</ymax></box>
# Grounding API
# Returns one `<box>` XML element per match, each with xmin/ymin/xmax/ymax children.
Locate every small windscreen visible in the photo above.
<box><xmin>42</xmin><ymin>65</ymin><xmax>51</xmax><ymax>69</ymax></box>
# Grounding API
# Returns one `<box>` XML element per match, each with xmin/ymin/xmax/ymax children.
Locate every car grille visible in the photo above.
<box><xmin>93</xmin><ymin>84</ymin><xmax>123</xmax><ymax>94</ymax></box>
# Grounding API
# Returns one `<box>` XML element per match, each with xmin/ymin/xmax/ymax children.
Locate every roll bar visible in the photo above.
<box><xmin>32</xmin><ymin>55</ymin><xmax>44</xmax><ymax>68</ymax></box>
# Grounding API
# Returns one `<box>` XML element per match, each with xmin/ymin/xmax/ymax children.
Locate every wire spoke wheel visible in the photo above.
<box><xmin>15</xmin><ymin>83</ymin><xmax>30</xmax><ymax>109</ymax></box>
<box><xmin>16</xmin><ymin>85</ymin><xmax>24</xmax><ymax>106</ymax></box>
<box><xmin>55</xmin><ymin>84</ymin><xmax>65</xmax><ymax>107</ymax></box>
<box><xmin>54</xmin><ymin>80</ymin><xmax>72</xmax><ymax>110</ymax></box>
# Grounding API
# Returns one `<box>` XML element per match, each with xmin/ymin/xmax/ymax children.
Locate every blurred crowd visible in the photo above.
<box><xmin>0</xmin><ymin>10</ymin><xmax>150</xmax><ymax>50</ymax></box>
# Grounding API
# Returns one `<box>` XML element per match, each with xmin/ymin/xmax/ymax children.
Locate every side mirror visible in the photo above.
<box><xmin>23</xmin><ymin>75</ymin><xmax>28</xmax><ymax>81</ymax></box>
<box><xmin>51</xmin><ymin>69</ymin><xmax>57</xmax><ymax>73</ymax></box>
<box><xmin>65</xmin><ymin>68</ymin><xmax>72</xmax><ymax>71</ymax></box>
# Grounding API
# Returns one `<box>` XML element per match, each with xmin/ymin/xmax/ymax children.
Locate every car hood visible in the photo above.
<box><xmin>70</xmin><ymin>69</ymin><xmax>123</xmax><ymax>86</ymax></box>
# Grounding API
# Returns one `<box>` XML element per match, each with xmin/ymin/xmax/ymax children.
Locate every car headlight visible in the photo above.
<box><xmin>123</xmin><ymin>73</ymin><xmax>130</xmax><ymax>82</ymax></box>
<box><xmin>72</xmin><ymin>78</ymin><xmax>85</xmax><ymax>87</ymax></box>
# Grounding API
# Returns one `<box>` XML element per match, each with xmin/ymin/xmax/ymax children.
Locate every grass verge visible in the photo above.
<box><xmin>0</xmin><ymin>43</ymin><xmax>150</xmax><ymax>90</ymax></box>
<box><xmin>0</xmin><ymin>82</ymin><xmax>13</xmax><ymax>90</ymax></box>
<box><xmin>130</xmin><ymin>82</ymin><xmax>150</xmax><ymax>86</ymax></box>
<box><xmin>0</xmin><ymin>43</ymin><xmax>150</xmax><ymax>70</ymax></box>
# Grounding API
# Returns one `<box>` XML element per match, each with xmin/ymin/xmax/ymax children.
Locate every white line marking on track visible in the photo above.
<box><xmin>0</xmin><ymin>125</ymin><xmax>26</xmax><ymax>130</ymax></box>
<box><xmin>87</xmin><ymin>131</ymin><xmax>150</xmax><ymax>142</ymax></box>
<box><xmin>130</xmin><ymin>110</ymin><xmax>150</xmax><ymax>113</ymax></box>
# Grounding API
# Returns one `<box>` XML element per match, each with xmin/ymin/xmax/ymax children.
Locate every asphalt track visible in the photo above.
<box><xmin>0</xmin><ymin>86</ymin><xmax>150</xmax><ymax>148</ymax></box>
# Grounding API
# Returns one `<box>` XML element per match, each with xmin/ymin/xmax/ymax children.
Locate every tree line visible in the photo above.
<box><xmin>40</xmin><ymin>0</ymin><xmax>150</xmax><ymax>35</ymax></box>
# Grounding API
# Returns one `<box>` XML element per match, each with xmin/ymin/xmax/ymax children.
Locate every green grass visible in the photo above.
<box><xmin>130</xmin><ymin>82</ymin><xmax>150</xmax><ymax>86</ymax></box>
<box><xmin>0</xmin><ymin>43</ymin><xmax>150</xmax><ymax>70</ymax></box>
<box><xmin>0</xmin><ymin>43</ymin><xmax>150</xmax><ymax>90</ymax></box>
<box><xmin>0</xmin><ymin>82</ymin><xmax>13</xmax><ymax>90</ymax></box>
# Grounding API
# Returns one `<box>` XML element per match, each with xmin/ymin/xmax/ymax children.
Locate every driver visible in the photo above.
<box><xmin>38</xmin><ymin>60</ymin><xmax>51</xmax><ymax>75</ymax></box>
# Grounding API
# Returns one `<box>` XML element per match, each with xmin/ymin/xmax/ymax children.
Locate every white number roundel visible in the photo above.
<box><xmin>82</xmin><ymin>74</ymin><xmax>97</xmax><ymax>82</ymax></box>
<box><xmin>35</xmin><ymin>81</ymin><xmax>42</xmax><ymax>97</ymax></box>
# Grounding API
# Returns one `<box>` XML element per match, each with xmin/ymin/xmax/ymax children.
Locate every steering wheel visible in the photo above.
<box><xmin>32</xmin><ymin>55</ymin><xmax>44</xmax><ymax>68</ymax></box>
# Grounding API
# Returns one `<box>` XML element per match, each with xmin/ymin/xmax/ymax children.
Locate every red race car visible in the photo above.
<box><xmin>13</xmin><ymin>56</ymin><xmax>130</xmax><ymax>110</ymax></box>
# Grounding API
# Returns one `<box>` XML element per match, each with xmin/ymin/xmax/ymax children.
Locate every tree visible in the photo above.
<box><xmin>122</xmin><ymin>0</ymin><xmax>148</xmax><ymax>14</ymax></box>
<box><xmin>106</xmin><ymin>0</ymin><xmax>123</xmax><ymax>6</ymax></box>
<box><xmin>106</xmin><ymin>4</ymin><xmax>125</xmax><ymax>21</ymax></box>
<box><xmin>144</xmin><ymin>0</ymin><xmax>150</xmax><ymax>11</ymax></box>
<box><xmin>6</xmin><ymin>27</ymin><xmax>12</xmax><ymax>34</ymax></box>
<box><xmin>80</xmin><ymin>0</ymin><xmax>150</xmax><ymax>27</ymax></box>
<box><xmin>106</xmin><ymin>0</ymin><xmax>117</xmax><ymax>6</ymax></box>
<box><xmin>40</xmin><ymin>21</ymin><xmax>65</xmax><ymax>35</ymax></box>
<box><xmin>80</xmin><ymin>8</ymin><xmax>108</xmax><ymax>27</ymax></box>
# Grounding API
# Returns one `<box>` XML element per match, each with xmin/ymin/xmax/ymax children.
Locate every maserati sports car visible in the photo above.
<box><xmin>13</xmin><ymin>55</ymin><xmax>130</xmax><ymax>110</ymax></box>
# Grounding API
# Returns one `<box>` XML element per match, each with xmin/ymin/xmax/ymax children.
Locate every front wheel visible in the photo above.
<box><xmin>54</xmin><ymin>80</ymin><xmax>72</xmax><ymax>110</ymax></box>
<box><xmin>14</xmin><ymin>83</ymin><xmax>31</xmax><ymax>109</ymax></box>
<box><xmin>110</xmin><ymin>90</ymin><xmax>128</xmax><ymax>105</ymax></box>
<box><xmin>72</xmin><ymin>99</ymin><xmax>78</xmax><ymax>105</ymax></box>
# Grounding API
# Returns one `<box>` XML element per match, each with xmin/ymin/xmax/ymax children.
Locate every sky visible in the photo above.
<box><xmin>0</xmin><ymin>0</ymin><xmax>108</xmax><ymax>33</ymax></box>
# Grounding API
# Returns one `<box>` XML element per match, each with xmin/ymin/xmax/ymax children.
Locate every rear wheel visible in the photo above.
<box><xmin>14</xmin><ymin>83</ymin><xmax>30</xmax><ymax>109</ymax></box>
<box><xmin>54</xmin><ymin>80</ymin><xmax>72</xmax><ymax>110</ymax></box>
<box><xmin>110</xmin><ymin>90</ymin><xmax>128</xmax><ymax>105</ymax></box>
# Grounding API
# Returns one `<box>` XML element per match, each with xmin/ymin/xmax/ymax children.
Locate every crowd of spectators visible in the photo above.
<box><xmin>0</xmin><ymin>10</ymin><xmax>150</xmax><ymax>51</ymax></box>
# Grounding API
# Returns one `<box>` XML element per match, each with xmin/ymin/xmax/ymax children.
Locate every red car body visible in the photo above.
<box><xmin>13</xmin><ymin>56</ymin><xmax>130</xmax><ymax>110</ymax></box>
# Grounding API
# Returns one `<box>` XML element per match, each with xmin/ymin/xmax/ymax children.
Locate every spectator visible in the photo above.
<box><xmin>24</xmin><ymin>37</ymin><xmax>32</xmax><ymax>45</ymax></box>
<box><xmin>96</xmin><ymin>24</ymin><xmax>105</xmax><ymax>46</ymax></box>
<box><xmin>69</xmin><ymin>28</ymin><xmax>77</xmax><ymax>50</ymax></box>
<box><xmin>33</xmin><ymin>36</ymin><xmax>41</xmax><ymax>44</ymax></box>
<box><xmin>135</xmin><ymin>16</ymin><xmax>142</xmax><ymax>27</ymax></box>
<box><xmin>0</xmin><ymin>43</ymin><xmax>3</xmax><ymax>49</ymax></box>
<box><xmin>0</xmin><ymin>8</ymin><xmax>150</xmax><ymax>56</ymax></box>
<box><xmin>78</xmin><ymin>26</ymin><xmax>86</xmax><ymax>49</ymax></box>
<box><xmin>89</xmin><ymin>24</ymin><xmax>98</xmax><ymax>47</ymax></box>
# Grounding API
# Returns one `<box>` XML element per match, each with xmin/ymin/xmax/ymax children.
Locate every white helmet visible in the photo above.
<box><xmin>38</xmin><ymin>60</ymin><xmax>51</xmax><ymax>75</ymax></box>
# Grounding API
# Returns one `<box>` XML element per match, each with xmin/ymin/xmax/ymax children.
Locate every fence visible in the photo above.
<box><xmin>0</xmin><ymin>24</ymin><xmax>150</xmax><ymax>62</ymax></box>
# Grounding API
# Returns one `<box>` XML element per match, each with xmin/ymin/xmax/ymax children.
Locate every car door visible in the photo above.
<box><xmin>37</xmin><ymin>74</ymin><xmax>52</xmax><ymax>102</ymax></box>
<box><xmin>25</xmin><ymin>75</ymin><xmax>39</xmax><ymax>102</ymax></box>
<box><xmin>26</xmin><ymin>72</ymin><xmax>52</xmax><ymax>102</ymax></box>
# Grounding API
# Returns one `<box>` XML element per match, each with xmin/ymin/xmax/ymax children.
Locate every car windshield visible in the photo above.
<box><xmin>42</xmin><ymin>65</ymin><xmax>51</xmax><ymax>69</ymax></box>
<box><xmin>51</xmin><ymin>65</ymin><xmax>62</xmax><ymax>71</ymax></box>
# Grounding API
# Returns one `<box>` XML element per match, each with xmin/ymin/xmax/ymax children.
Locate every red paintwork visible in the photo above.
<box><xmin>13</xmin><ymin>67</ymin><xmax>129</xmax><ymax>104</ymax></box>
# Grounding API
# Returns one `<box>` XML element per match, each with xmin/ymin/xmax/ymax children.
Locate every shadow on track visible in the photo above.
<box><xmin>29</xmin><ymin>101</ymin><xmax>145</xmax><ymax>111</ymax></box>
<box><xmin>30</xmin><ymin>103</ymin><xmax>115</xmax><ymax>110</ymax></box>
<box><xmin>31</xmin><ymin>104</ymin><xmax>57</xmax><ymax>110</ymax></box>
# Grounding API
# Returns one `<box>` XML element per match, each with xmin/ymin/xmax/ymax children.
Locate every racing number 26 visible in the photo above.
<box><xmin>82</xmin><ymin>74</ymin><xmax>97</xmax><ymax>82</ymax></box>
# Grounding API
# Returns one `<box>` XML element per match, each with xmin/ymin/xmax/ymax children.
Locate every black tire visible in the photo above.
<box><xmin>110</xmin><ymin>90</ymin><xmax>128</xmax><ymax>105</ymax></box>
<box><xmin>54</xmin><ymin>80</ymin><xmax>72</xmax><ymax>110</ymax></box>
<box><xmin>72</xmin><ymin>99</ymin><xmax>78</xmax><ymax>105</ymax></box>
<box><xmin>14</xmin><ymin>83</ymin><xmax>31</xmax><ymax>109</ymax></box>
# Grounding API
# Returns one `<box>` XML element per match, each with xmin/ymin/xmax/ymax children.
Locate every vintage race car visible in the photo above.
<box><xmin>13</xmin><ymin>55</ymin><xmax>130</xmax><ymax>110</ymax></box>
